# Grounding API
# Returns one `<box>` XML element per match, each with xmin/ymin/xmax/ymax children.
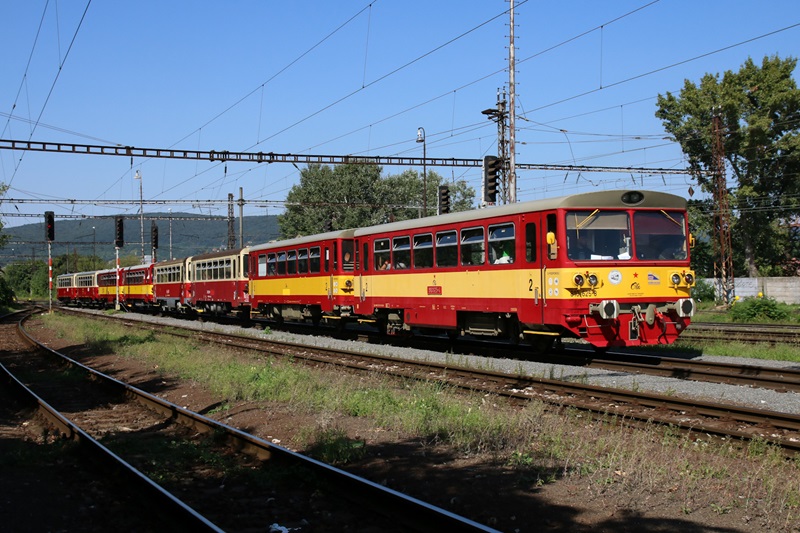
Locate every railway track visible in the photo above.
<box><xmin>61</xmin><ymin>308</ymin><xmax>800</xmax><ymax>455</ymax></box>
<box><xmin>681</xmin><ymin>321</ymin><xmax>800</xmax><ymax>345</ymax></box>
<box><xmin>3</xmin><ymin>310</ymin><xmax>495</xmax><ymax>532</ymax></box>
<box><xmin>552</xmin><ymin>349</ymin><xmax>800</xmax><ymax>394</ymax></box>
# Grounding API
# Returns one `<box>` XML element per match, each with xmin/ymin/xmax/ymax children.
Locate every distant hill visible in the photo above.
<box><xmin>0</xmin><ymin>212</ymin><xmax>281</xmax><ymax>267</ymax></box>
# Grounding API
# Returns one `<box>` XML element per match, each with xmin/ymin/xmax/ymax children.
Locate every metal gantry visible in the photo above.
<box><xmin>0</xmin><ymin>138</ymin><xmax>695</xmax><ymax>175</ymax></box>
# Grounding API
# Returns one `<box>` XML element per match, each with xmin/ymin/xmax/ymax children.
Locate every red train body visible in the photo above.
<box><xmin>56</xmin><ymin>190</ymin><xmax>696</xmax><ymax>351</ymax></box>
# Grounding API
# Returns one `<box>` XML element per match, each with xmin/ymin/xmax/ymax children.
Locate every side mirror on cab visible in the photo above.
<box><xmin>547</xmin><ymin>231</ymin><xmax>557</xmax><ymax>260</ymax></box>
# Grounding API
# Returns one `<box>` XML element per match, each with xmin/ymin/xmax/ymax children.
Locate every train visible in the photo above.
<box><xmin>56</xmin><ymin>189</ymin><xmax>696</xmax><ymax>351</ymax></box>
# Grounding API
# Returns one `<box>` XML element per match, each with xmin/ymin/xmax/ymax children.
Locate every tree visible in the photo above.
<box><xmin>656</xmin><ymin>55</ymin><xmax>800</xmax><ymax>276</ymax></box>
<box><xmin>278</xmin><ymin>164</ymin><xmax>476</xmax><ymax>238</ymax></box>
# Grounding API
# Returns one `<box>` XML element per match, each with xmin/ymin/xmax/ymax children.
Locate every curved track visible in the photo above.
<box><xmin>5</xmin><ymin>310</ymin><xmax>496</xmax><ymax>532</ymax></box>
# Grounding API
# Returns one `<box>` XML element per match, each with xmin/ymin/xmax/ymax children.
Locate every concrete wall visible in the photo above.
<box><xmin>702</xmin><ymin>278</ymin><xmax>800</xmax><ymax>304</ymax></box>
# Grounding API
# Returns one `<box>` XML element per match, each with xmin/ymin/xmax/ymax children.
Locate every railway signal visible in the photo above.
<box><xmin>483</xmin><ymin>155</ymin><xmax>501</xmax><ymax>203</ymax></box>
<box><xmin>438</xmin><ymin>185</ymin><xmax>451</xmax><ymax>215</ymax></box>
<box><xmin>114</xmin><ymin>217</ymin><xmax>124</xmax><ymax>248</ymax></box>
<box><xmin>151</xmin><ymin>221</ymin><xmax>159</xmax><ymax>249</ymax></box>
<box><xmin>44</xmin><ymin>211</ymin><xmax>55</xmax><ymax>242</ymax></box>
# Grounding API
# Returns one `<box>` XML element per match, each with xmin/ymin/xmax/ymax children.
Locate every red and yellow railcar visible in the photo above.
<box><xmin>97</xmin><ymin>268</ymin><xmax>119</xmax><ymax>307</ymax></box>
<box><xmin>153</xmin><ymin>257</ymin><xmax>191</xmax><ymax>313</ymax></box>
<box><xmin>248</xmin><ymin>230</ymin><xmax>358</xmax><ymax>326</ymax></box>
<box><xmin>350</xmin><ymin>190</ymin><xmax>694</xmax><ymax>350</ymax></box>
<box><xmin>186</xmin><ymin>248</ymin><xmax>251</xmax><ymax>317</ymax></box>
<box><xmin>56</xmin><ymin>273</ymin><xmax>78</xmax><ymax>304</ymax></box>
<box><xmin>119</xmin><ymin>263</ymin><xmax>154</xmax><ymax>308</ymax></box>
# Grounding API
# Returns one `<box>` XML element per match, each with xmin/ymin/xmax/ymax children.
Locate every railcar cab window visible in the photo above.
<box><xmin>413</xmin><ymin>233</ymin><xmax>433</xmax><ymax>269</ymax></box>
<box><xmin>436</xmin><ymin>230</ymin><xmax>458</xmax><ymax>267</ymax></box>
<box><xmin>566</xmin><ymin>210</ymin><xmax>631</xmax><ymax>260</ymax></box>
<box><xmin>393</xmin><ymin>236</ymin><xmax>410</xmax><ymax>269</ymax></box>
<box><xmin>489</xmin><ymin>223</ymin><xmax>515</xmax><ymax>264</ymax></box>
<box><xmin>634</xmin><ymin>211</ymin><xmax>688</xmax><ymax>260</ymax></box>
<box><xmin>461</xmin><ymin>227</ymin><xmax>485</xmax><ymax>266</ymax></box>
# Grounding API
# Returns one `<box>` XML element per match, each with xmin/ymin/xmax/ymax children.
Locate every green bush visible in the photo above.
<box><xmin>691</xmin><ymin>279</ymin><xmax>716</xmax><ymax>302</ymax></box>
<box><xmin>729</xmin><ymin>296</ymin><xmax>791</xmax><ymax>323</ymax></box>
<box><xmin>0</xmin><ymin>276</ymin><xmax>15</xmax><ymax>306</ymax></box>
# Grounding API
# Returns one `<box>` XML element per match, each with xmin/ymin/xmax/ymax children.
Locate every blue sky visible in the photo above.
<box><xmin>1</xmin><ymin>0</ymin><xmax>798</xmax><ymax>228</ymax></box>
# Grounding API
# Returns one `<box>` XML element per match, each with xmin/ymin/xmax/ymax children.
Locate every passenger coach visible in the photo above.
<box><xmin>248</xmin><ymin>230</ymin><xmax>358</xmax><ymax>327</ymax></box>
<box><xmin>186</xmin><ymin>248</ymin><xmax>251</xmax><ymax>317</ymax></box>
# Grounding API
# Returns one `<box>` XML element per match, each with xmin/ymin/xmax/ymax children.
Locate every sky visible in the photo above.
<box><xmin>0</xmin><ymin>0</ymin><xmax>798</xmax><ymax>231</ymax></box>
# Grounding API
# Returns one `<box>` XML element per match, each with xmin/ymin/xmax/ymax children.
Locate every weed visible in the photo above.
<box><xmin>305</xmin><ymin>427</ymin><xmax>366</xmax><ymax>465</ymax></box>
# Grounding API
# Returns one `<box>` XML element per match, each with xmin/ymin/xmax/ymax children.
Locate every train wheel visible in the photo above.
<box><xmin>526</xmin><ymin>334</ymin><xmax>555</xmax><ymax>355</ymax></box>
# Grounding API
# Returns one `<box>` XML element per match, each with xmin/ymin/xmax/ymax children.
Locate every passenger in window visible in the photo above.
<box><xmin>380</xmin><ymin>258</ymin><xmax>391</xmax><ymax>270</ymax></box>
<box><xmin>494</xmin><ymin>242</ymin><xmax>514</xmax><ymax>264</ymax></box>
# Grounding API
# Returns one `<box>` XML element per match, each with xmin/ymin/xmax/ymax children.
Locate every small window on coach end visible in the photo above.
<box><xmin>525</xmin><ymin>223</ymin><xmax>537</xmax><ymax>263</ymax></box>
<box><xmin>341</xmin><ymin>241</ymin><xmax>355</xmax><ymax>271</ymax></box>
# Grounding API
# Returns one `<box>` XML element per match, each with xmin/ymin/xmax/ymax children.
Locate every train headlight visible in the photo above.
<box><xmin>670</xmin><ymin>273</ymin><xmax>682</xmax><ymax>286</ymax></box>
<box><xmin>345</xmin><ymin>279</ymin><xmax>353</xmax><ymax>289</ymax></box>
<box><xmin>573</xmin><ymin>274</ymin><xmax>585</xmax><ymax>287</ymax></box>
<box><xmin>684</xmin><ymin>272</ymin><xmax>695</xmax><ymax>286</ymax></box>
<box><xmin>587</xmin><ymin>274</ymin><xmax>599</xmax><ymax>287</ymax></box>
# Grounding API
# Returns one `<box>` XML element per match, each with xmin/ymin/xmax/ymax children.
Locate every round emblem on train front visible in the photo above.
<box><xmin>608</xmin><ymin>270</ymin><xmax>622</xmax><ymax>285</ymax></box>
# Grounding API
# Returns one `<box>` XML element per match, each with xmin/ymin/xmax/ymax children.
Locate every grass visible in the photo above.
<box><xmin>39</xmin><ymin>312</ymin><xmax>800</xmax><ymax>529</ymax></box>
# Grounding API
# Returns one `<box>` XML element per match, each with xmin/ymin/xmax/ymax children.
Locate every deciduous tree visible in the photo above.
<box><xmin>656</xmin><ymin>55</ymin><xmax>800</xmax><ymax>276</ymax></box>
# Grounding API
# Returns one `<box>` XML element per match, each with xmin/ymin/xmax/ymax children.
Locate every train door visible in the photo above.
<box><xmin>359</xmin><ymin>239</ymin><xmax>369</xmax><ymax>302</ymax></box>
<box><xmin>523</xmin><ymin>214</ymin><xmax>545</xmax><ymax>323</ymax></box>
<box><xmin>540</xmin><ymin>212</ymin><xmax>559</xmax><ymax>322</ymax></box>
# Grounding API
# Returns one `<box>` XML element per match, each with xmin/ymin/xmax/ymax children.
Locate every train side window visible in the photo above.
<box><xmin>277</xmin><ymin>252</ymin><xmax>287</xmax><ymax>275</ymax></box>
<box><xmin>374</xmin><ymin>238</ymin><xmax>391</xmax><ymax>270</ymax></box>
<box><xmin>393</xmin><ymin>236</ymin><xmax>410</xmax><ymax>269</ymax></box>
<box><xmin>242</xmin><ymin>255</ymin><xmax>249</xmax><ymax>277</ymax></box>
<box><xmin>413</xmin><ymin>233</ymin><xmax>433</xmax><ymax>269</ymax></box>
<box><xmin>287</xmin><ymin>250</ymin><xmax>297</xmax><ymax>275</ymax></box>
<box><xmin>488</xmin><ymin>223</ymin><xmax>515</xmax><ymax>264</ymax></box>
<box><xmin>298</xmin><ymin>248</ymin><xmax>308</xmax><ymax>274</ymax></box>
<box><xmin>460</xmin><ymin>227</ymin><xmax>485</xmax><ymax>266</ymax></box>
<box><xmin>525</xmin><ymin>223</ymin><xmax>537</xmax><ymax>263</ymax></box>
<box><xmin>362</xmin><ymin>243</ymin><xmax>369</xmax><ymax>271</ymax></box>
<box><xmin>436</xmin><ymin>230</ymin><xmax>458</xmax><ymax>267</ymax></box>
<box><xmin>264</xmin><ymin>254</ymin><xmax>274</xmax><ymax>276</ymax></box>
<box><xmin>310</xmin><ymin>247</ymin><xmax>321</xmax><ymax>273</ymax></box>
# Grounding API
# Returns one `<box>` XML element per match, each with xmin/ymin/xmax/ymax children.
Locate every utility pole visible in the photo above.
<box><xmin>135</xmin><ymin>170</ymin><xmax>144</xmax><ymax>263</ymax></box>
<box><xmin>227</xmin><ymin>192</ymin><xmax>235</xmax><ymax>249</ymax></box>
<box><xmin>712</xmin><ymin>113</ymin><xmax>735</xmax><ymax>305</ymax></box>
<box><xmin>238</xmin><ymin>187</ymin><xmax>245</xmax><ymax>249</ymax></box>
<box><xmin>508</xmin><ymin>0</ymin><xmax>517</xmax><ymax>202</ymax></box>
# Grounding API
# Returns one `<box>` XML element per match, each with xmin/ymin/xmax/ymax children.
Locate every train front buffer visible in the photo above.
<box><xmin>549</xmin><ymin>267</ymin><xmax>696</xmax><ymax>348</ymax></box>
